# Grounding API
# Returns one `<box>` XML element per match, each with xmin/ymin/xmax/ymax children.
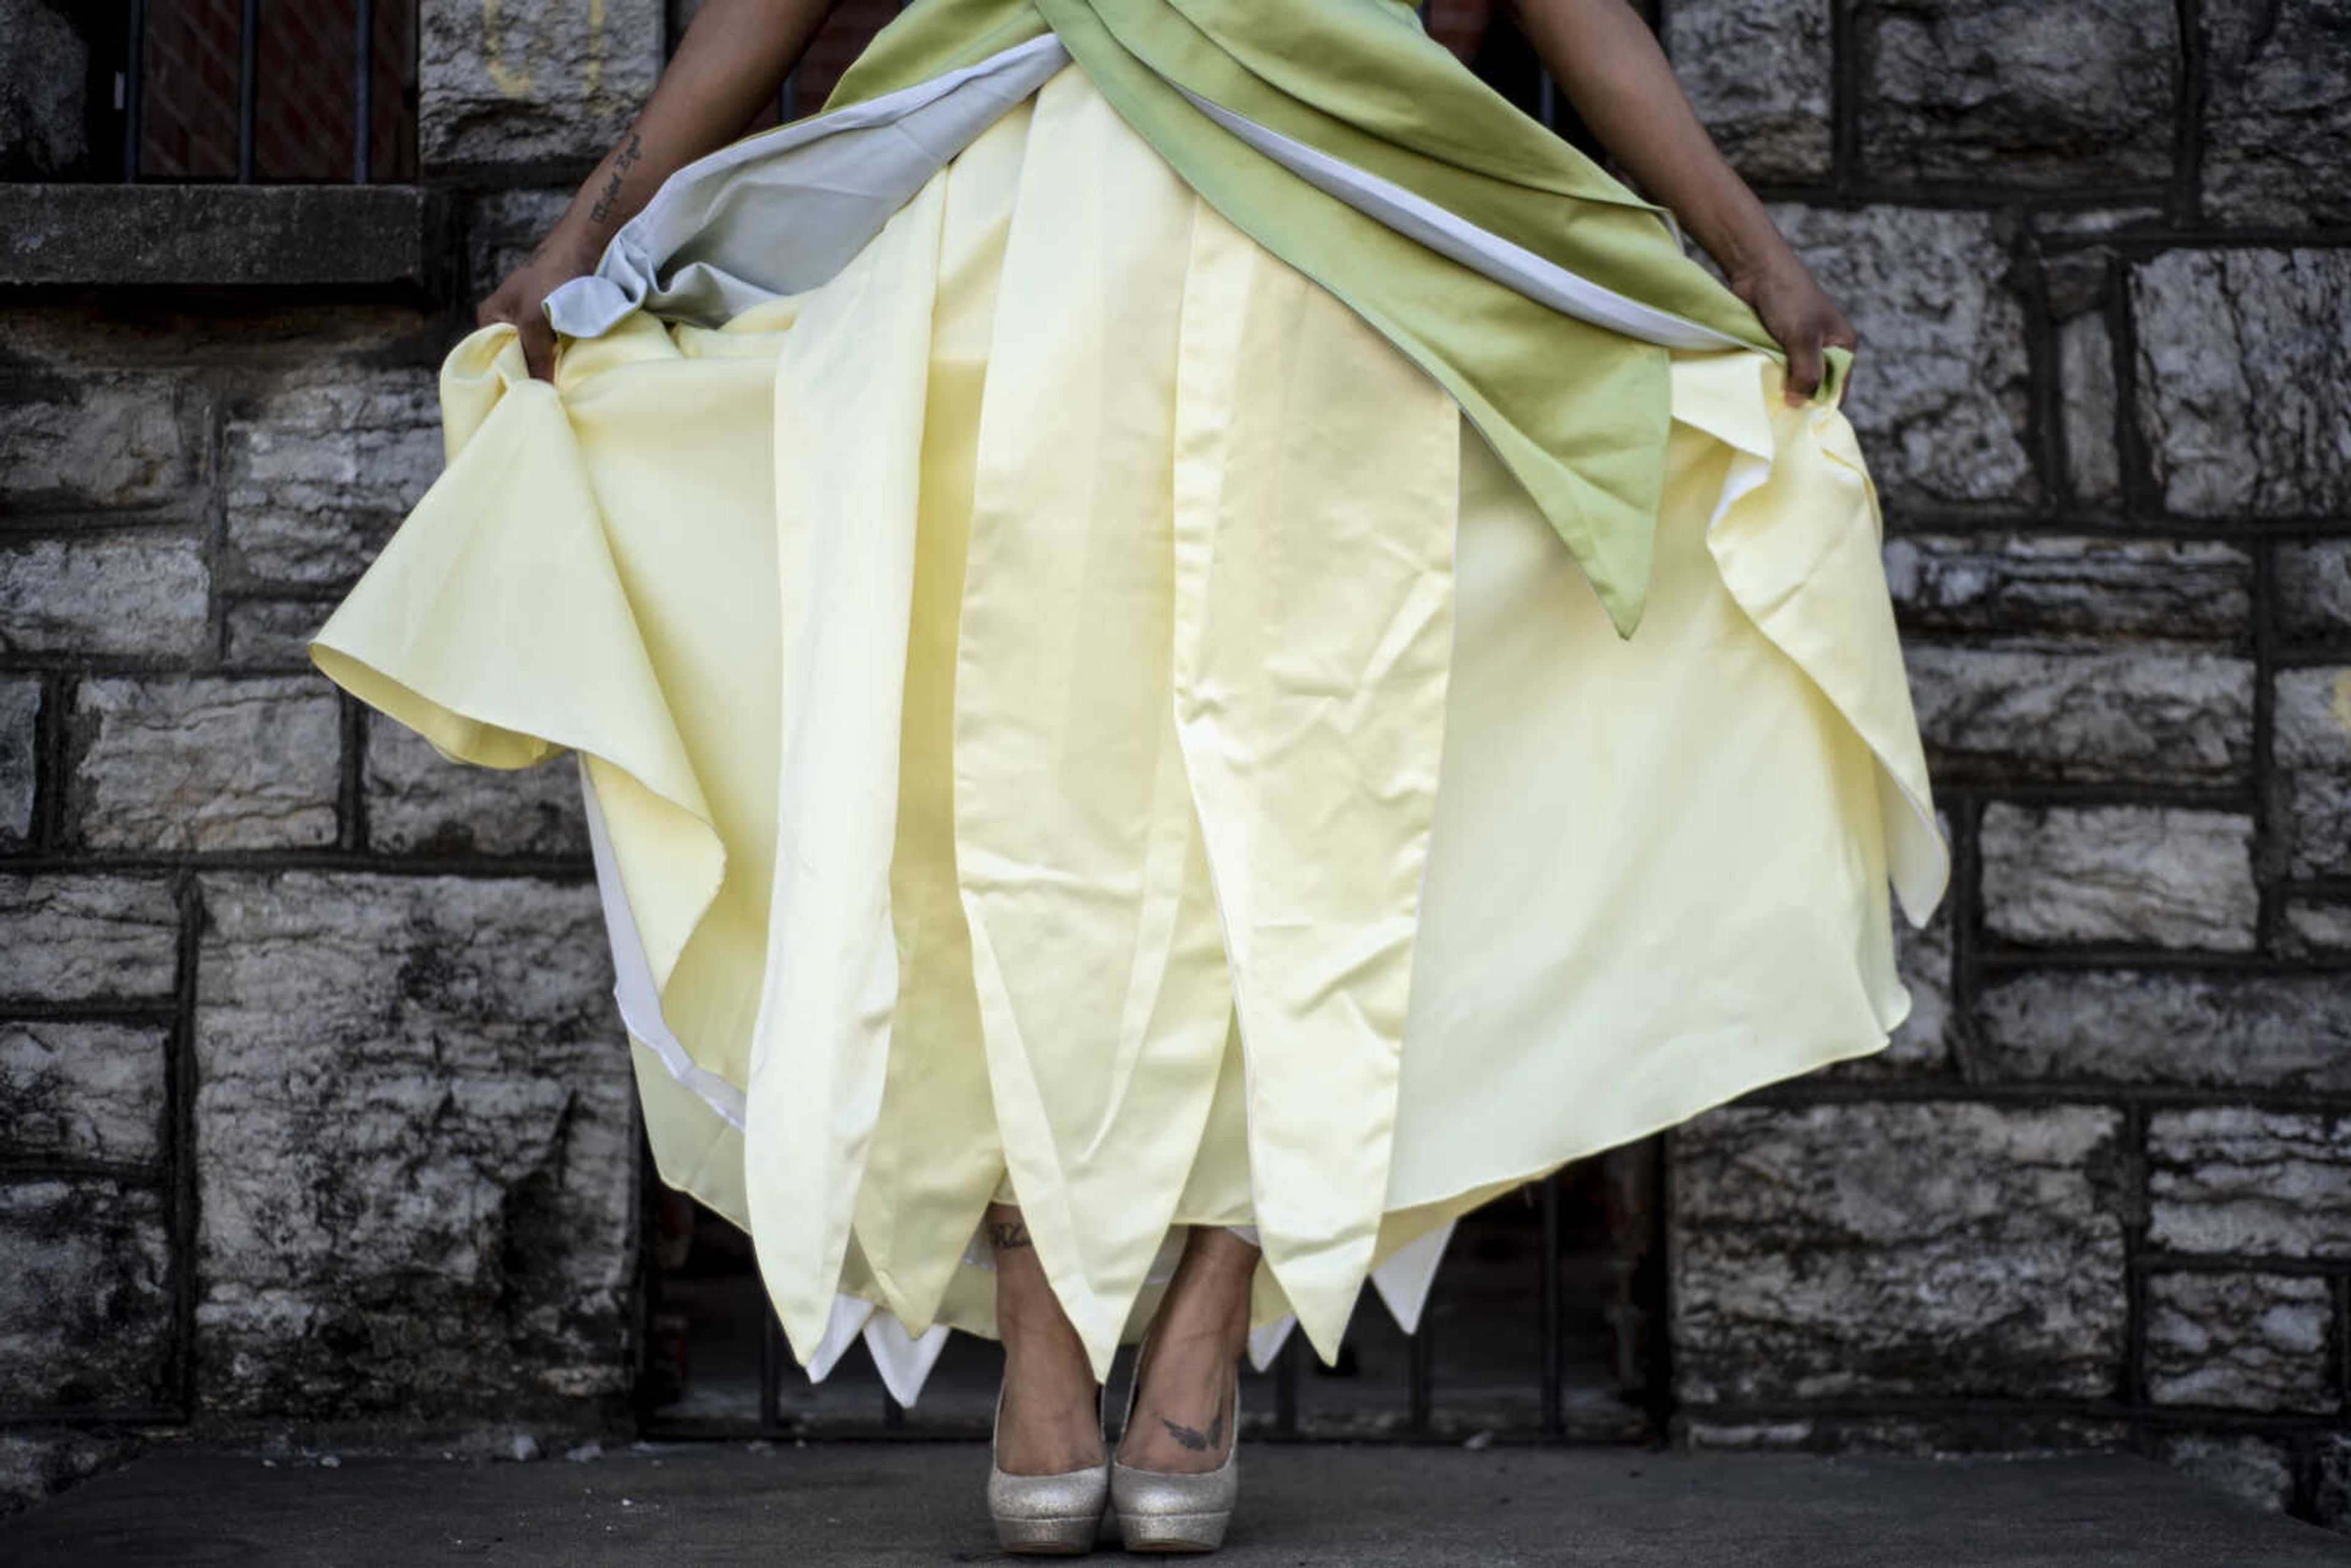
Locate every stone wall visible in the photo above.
<box><xmin>1660</xmin><ymin>0</ymin><xmax>2351</xmax><ymax>1532</ymax></box>
<box><xmin>2</xmin><ymin>0</ymin><xmax>2347</xmax><ymax>1531</ymax></box>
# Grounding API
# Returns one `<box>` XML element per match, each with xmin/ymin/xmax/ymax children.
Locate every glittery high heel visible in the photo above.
<box><xmin>1109</xmin><ymin>1319</ymin><xmax>1240</xmax><ymax>1554</ymax></box>
<box><xmin>988</xmin><ymin>1379</ymin><xmax>1111</xmax><ymax>1555</ymax></box>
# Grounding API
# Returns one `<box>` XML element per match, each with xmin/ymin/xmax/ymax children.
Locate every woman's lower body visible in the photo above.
<box><xmin>309</xmin><ymin>57</ymin><xmax>1948</xmax><ymax>1551</ymax></box>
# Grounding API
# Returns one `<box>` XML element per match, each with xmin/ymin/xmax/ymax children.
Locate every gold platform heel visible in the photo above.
<box><xmin>988</xmin><ymin>1381</ymin><xmax>1111</xmax><ymax>1555</ymax></box>
<box><xmin>1109</xmin><ymin>1322</ymin><xmax>1240</xmax><ymax>1554</ymax></box>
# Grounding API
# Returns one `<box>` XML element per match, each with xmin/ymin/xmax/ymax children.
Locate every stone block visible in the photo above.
<box><xmin>194</xmin><ymin>870</ymin><xmax>634</xmax><ymax>1418</ymax></box>
<box><xmin>1978</xmin><ymin>969</ymin><xmax>2351</xmax><ymax>1091</ymax></box>
<box><xmin>2279</xmin><ymin>899</ymin><xmax>2351</xmax><ymax>959</ymax></box>
<box><xmin>0</xmin><ymin>1</ymin><xmax>87</xmax><ymax>180</ymax></box>
<box><xmin>1662</xmin><ymin>0</ymin><xmax>1832</xmax><ymax>182</ymax></box>
<box><xmin>2317</xmin><ymin>1433</ymin><xmax>2351</xmax><ymax>1535</ymax></box>
<box><xmin>2058</xmin><ymin>312</ymin><xmax>2120</xmax><ymax>501</ymax></box>
<box><xmin>67</xmin><ymin>677</ymin><xmax>342</xmax><ymax>852</ymax></box>
<box><xmin>0</xmin><ymin>186</ymin><xmax>450</xmax><ymax>292</ymax></box>
<box><xmin>1835</xmin><ymin>847</ymin><xmax>1955</xmax><ymax>1080</ymax></box>
<box><xmin>0</xmin><ymin>676</ymin><xmax>37</xmax><ymax>847</ymax></box>
<box><xmin>1766</xmin><ymin>204</ymin><xmax>2033</xmax><ymax>508</ymax></box>
<box><xmin>1979</xmin><ymin>804</ymin><xmax>2257</xmax><ymax>950</ymax></box>
<box><xmin>2149</xmin><ymin>1108</ymin><xmax>2351</xmax><ymax>1258</ymax></box>
<box><xmin>2132</xmin><ymin>250</ymin><xmax>2351</xmax><ymax>519</ymax></box>
<box><xmin>0</xmin><ymin>1430</ymin><xmax>137</xmax><ymax>1518</ymax></box>
<box><xmin>223</xmin><ymin>601</ymin><xmax>333</xmax><ymax>669</ymax></box>
<box><xmin>1671</xmin><ymin>1102</ymin><xmax>2128</xmax><ymax>1403</ymax></box>
<box><xmin>2146</xmin><ymin>1272</ymin><xmax>2334</xmax><ymax>1411</ymax></box>
<box><xmin>0</xmin><ymin>876</ymin><xmax>180</xmax><ymax>1003</ymax></box>
<box><xmin>2272</xmin><ymin>667</ymin><xmax>2351</xmax><ymax>879</ymax></box>
<box><xmin>0</xmin><ymin>1177</ymin><xmax>173</xmax><ymax>1410</ymax></box>
<box><xmin>2202</xmin><ymin>1</ymin><xmax>2351</xmax><ymax>228</ymax></box>
<box><xmin>0</xmin><ymin>533</ymin><xmax>212</xmax><ymax>659</ymax></box>
<box><xmin>2277</xmin><ymin>540</ymin><xmax>2351</xmax><ymax>643</ymax></box>
<box><xmin>365</xmin><ymin>719</ymin><xmax>588</xmax><ymax>858</ymax></box>
<box><xmin>421</xmin><ymin>0</ymin><xmax>665</xmax><ymax>173</ymax></box>
<box><xmin>465</xmin><ymin>189</ymin><xmax>574</xmax><ymax>298</ymax></box>
<box><xmin>1856</xmin><ymin>0</ymin><xmax>2177</xmax><ymax>187</ymax></box>
<box><xmin>2157</xmin><ymin>1433</ymin><xmax>2297</xmax><ymax>1517</ymax></box>
<box><xmin>222</xmin><ymin>366</ymin><xmax>441</xmax><ymax>588</ymax></box>
<box><xmin>1903</xmin><ymin>643</ymin><xmax>2252</xmax><ymax>784</ymax></box>
<box><xmin>0</xmin><ymin>1021</ymin><xmax>169</xmax><ymax>1167</ymax></box>
<box><xmin>0</xmin><ymin>371</ymin><xmax>206</xmax><ymax>513</ymax></box>
<box><xmin>1882</xmin><ymin>534</ymin><xmax>2251</xmax><ymax>640</ymax></box>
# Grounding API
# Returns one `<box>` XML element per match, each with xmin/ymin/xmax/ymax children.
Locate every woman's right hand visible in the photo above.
<box><xmin>476</xmin><ymin>233</ymin><xmax>600</xmax><ymax>383</ymax></box>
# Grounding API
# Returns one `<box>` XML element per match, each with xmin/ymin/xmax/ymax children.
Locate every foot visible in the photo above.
<box><xmin>989</xmin><ymin>1203</ymin><xmax>1107</xmax><ymax>1476</ymax></box>
<box><xmin>1115</xmin><ymin>1226</ymin><xmax>1256</xmax><ymax>1474</ymax></box>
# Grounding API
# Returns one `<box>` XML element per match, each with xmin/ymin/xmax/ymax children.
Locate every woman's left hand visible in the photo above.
<box><xmin>1730</xmin><ymin>253</ymin><xmax>1859</xmax><ymax>407</ymax></box>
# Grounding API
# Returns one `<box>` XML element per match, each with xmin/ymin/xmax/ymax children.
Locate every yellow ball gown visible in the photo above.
<box><xmin>309</xmin><ymin>32</ymin><xmax>1948</xmax><ymax>1406</ymax></box>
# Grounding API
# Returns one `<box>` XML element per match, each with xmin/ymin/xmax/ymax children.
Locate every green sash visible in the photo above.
<box><xmin>825</xmin><ymin>0</ymin><xmax>1848</xmax><ymax>638</ymax></box>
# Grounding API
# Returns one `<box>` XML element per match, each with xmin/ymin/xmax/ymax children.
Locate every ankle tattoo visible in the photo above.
<box><xmin>1159</xmin><ymin>1390</ymin><xmax>1227</xmax><ymax>1453</ymax></box>
<box><xmin>988</xmin><ymin>1218</ymin><xmax>1033</xmax><ymax>1252</ymax></box>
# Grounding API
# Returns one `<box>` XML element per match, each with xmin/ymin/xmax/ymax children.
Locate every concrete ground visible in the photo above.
<box><xmin>6</xmin><ymin>1442</ymin><xmax>2347</xmax><ymax>1566</ymax></box>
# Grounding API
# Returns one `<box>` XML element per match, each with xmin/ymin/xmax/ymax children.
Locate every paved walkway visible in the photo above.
<box><xmin>6</xmin><ymin>1442</ymin><xmax>2345</xmax><ymax>1566</ymax></box>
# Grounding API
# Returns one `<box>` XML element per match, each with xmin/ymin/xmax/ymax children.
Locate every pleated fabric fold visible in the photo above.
<box><xmin>310</xmin><ymin>58</ymin><xmax>1951</xmax><ymax>1398</ymax></box>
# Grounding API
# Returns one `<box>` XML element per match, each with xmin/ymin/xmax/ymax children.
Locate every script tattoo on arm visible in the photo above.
<box><xmin>588</xmin><ymin>133</ymin><xmax>645</xmax><ymax>227</ymax></box>
<box><xmin>986</xmin><ymin>1218</ymin><xmax>1033</xmax><ymax>1252</ymax></box>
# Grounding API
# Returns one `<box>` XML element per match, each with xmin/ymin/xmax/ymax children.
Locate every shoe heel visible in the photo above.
<box><xmin>1113</xmin><ymin>1499</ymin><xmax>1232</xmax><ymax>1554</ymax></box>
<box><xmin>988</xmin><ymin>1381</ymin><xmax>1110</xmax><ymax>1555</ymax></box>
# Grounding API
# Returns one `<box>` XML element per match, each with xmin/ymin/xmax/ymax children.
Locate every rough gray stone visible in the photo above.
<box><xmin>0</xmin><ymin>372</ymin><xmax>206</xmax><ymax>513</ymax></box>
<box><xmin>0</xmin><ymin>2</ymin><xmax>86</xmax><ymax>179</ymax></box>
<box><xmin>2132</xmin><ymin>250</ymin><xmax>2351</xmax><ymax>518</ymax></box>
<box><xmin>194</xmin><ymin>871</ymin><xmax>634</xmax><ymax>1418</ymax></box>
<box><xmin>365</xmin><ymin>719</ymin><xmax>588</xmax><ymax>858</ymax></box>
<box><xmin>1903</xmin><ymin>643</ymin><xmax>2252</xmax><ymax>783</ymax></box>
<box><xmin>2058</xmin><ymin>312</ymin><xmax>2120</xmax><ymax>501</ymax></box>
<box><xmin>0</xmin><ymin>1178</ymin><xmax>173</xmax><ymax>1410</ymax></box>
<box><xmin>67</xmin><ymin>677</ymin><xmax>342</xmax><ymax>852</ymax></box>
<box><xmin>2146</xmin><ymin>1272</ymin><xmax>2334</xmax><ymax>1411</ymax></box>
<box><xmin>1672</xmin><ymin>1103</ymin><xmax>2128</xmax><ymax>1403</ymax></box>
<box><xmin>465</xmin><ymin>189</ymin><xmax>574</xmax><ymax>298</ymax></box>
<box><xmin>2149</xmin><ymin>1108</ymin><xmax>2351</xmax><ymax>1258</ymax></box>
<box><xmin>0</xmin><ymin>1428</ymin><xmax>137</xmax><ymax>1518</ymax></box>
<box><xmin>1857</xmin><ymin>0</ymin><xmax>2177</xmax><ymax>187</ymax></box>
<box><xmin>0</xmin><ymin>533</ymin><xmax>211</xmax><ymax>659</ymax></box>
<box><xmin>0</xmin><ymin>1022</ymin><xmax>168</xmax><ymax>1167</ymax></box>
<box><xmin>2272</xmin><ymin>666</ymin><xmax>2351</xmax><ymax>879</ymax></box>
<box><xmin>2157</xmin><ymin>1433</ymin><xmax>2297</xmax><ymax>1517</ymax></box>
<box><xmin>421</xmin><ymin>0</ymin><xmax>664</xmax><ymax>172</ymax></box>
<box><xmin>223</xmin><ymin>601</ymin><xmax>334</xmax><ymax>669</ymax></box>
<box><xmin>1766</xmin><ymin>204</ymin><xmax>2033</xmax><ymax>508</ymax></box>
<box><xmin>2277</xmin><ymin>539</ymin><xmax>2351</xmax><ymax>642</ymax></box>
<box><xmin>0</xmin><ymin>876</ymin><xmax>179</xmax><ymax>1003</ymax></box>
<box><xmin>2279</xmin><ymin>899</ymin><xmax>2351</xmax><ymax>959</ymax></box>
<box><xmin>1835</xmin><ymin>843</ymin><xmax>1955</xmax><ymax>1081</ymax></box>
<box><xmin>1662</xmin><ymin>0</ymin><xmax>1832</xmax><ymax>182</ymax></box>
<box><xmin>1882</xmin><ymin>535</ymin><xmax>2252</xmax><ymax>640</ymax></box>
<box><xmin>0</xmin><ymin>676</ymin><xmax>37</xmax><ymax>847</ymax></box>
<box><xmin>0</xmin><ymin>186</ymin><xmax>449</xmax><ymax>291</ymax></box>
<box><xmin>222</xmin><ymin>366</ymin><xmax>441</xmax><ymax>588</ymax></box>
<box><xmin>1685</xmin><ymin>1410</ymin><xmax>2131</xmax><ymax>1455</ymax></box>
<box><xmin>2202</xmin><ymin>0</ymin><xmax>2351</xmax><ymax>229</ymax></box>
<box><xmin>2317</xmin><ymin>1433</ymin><xmax>2351</xmax><ymax>1536</ymax></box>
<box><xmin>1978</xmin><ymin>969</ymin><xmax>2351</xmax><ymax>1090</ymax></box>
<box><xmin>1979</xmin><ymin>804</ymin><xmax>2258</xmax><ymax>950</ymax></box>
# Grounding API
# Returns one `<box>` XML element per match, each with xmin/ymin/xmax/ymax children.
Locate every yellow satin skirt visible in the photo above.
<box><xmin>310</xmin><ymin>61</ymin><xmax>1949</xmax><ymax>1383</ymax></box>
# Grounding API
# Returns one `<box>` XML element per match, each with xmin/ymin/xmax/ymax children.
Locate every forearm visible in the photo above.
<box><xmin>535</xmin><ymin>0</ymin><xmax>838</xmax><ymax>270</ymax></box>
<box><xmin>1504</xmin><ymin>0</ymin><xmax>1793</xmax><ymax>283</ymax></box>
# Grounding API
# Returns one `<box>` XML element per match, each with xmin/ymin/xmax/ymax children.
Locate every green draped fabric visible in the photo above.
<box><xmin>822</xmin><ymin>0</ymin><xmax>1850</xmax><ymax>639</ymax></box>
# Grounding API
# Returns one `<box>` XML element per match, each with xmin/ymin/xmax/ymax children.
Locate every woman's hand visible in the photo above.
<box><xmin>1728</xmin><ymin>252</ymin><xmax>1860</xmax><ymax>407</ymax></box>
<box><xmin>476</xmin><ymin>232</ymin><xmax>602</xmax><ymax>383</ymax></box>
